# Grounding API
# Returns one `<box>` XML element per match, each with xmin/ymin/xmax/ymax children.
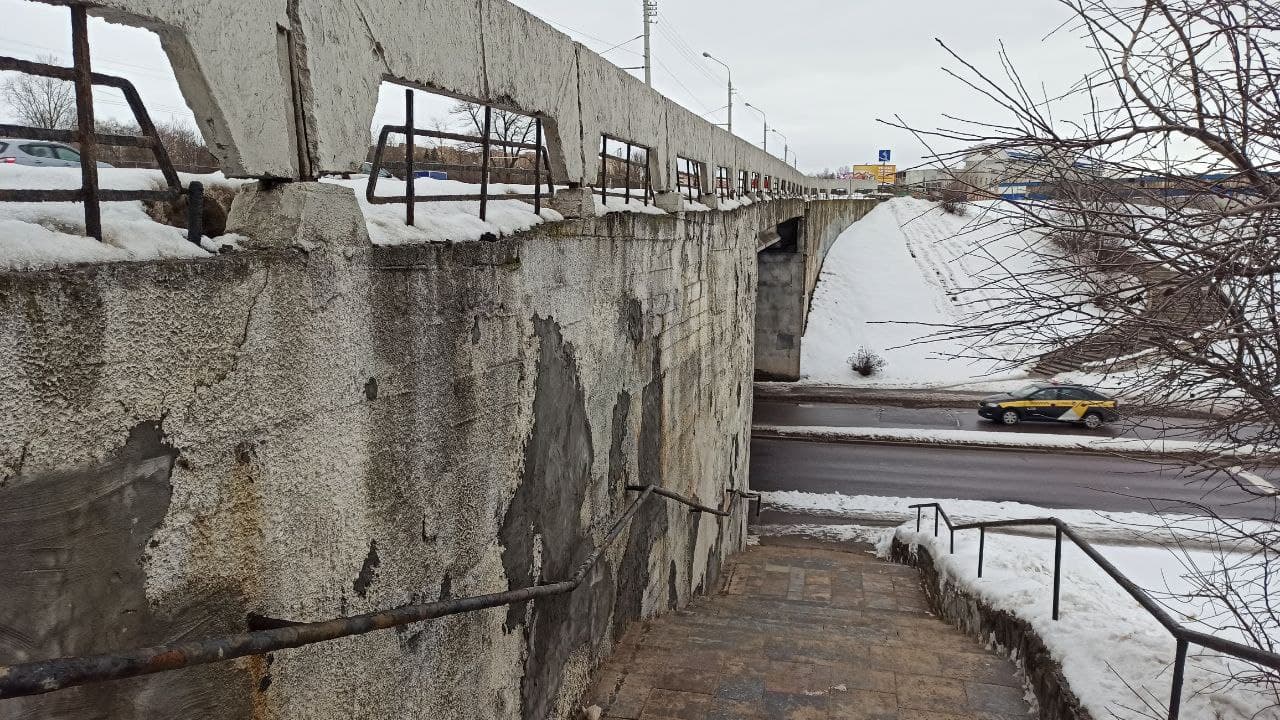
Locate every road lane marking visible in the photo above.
<box><xmin>1229</xmin><ymin>466</ymin><xmax>1279</xmax><ymax>496</ymax></box>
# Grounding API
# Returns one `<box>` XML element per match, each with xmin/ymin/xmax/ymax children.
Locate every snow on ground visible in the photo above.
<box><xmin>752</xmin><ymin>424</ymin><xmax>1258</xmax><ymax>458</ymax></box>
<box><xmin>759</xmin><ymin>490</ymin><xmax>1277</xmax><ymax>545</ymax></box>
<box><xmin>0</xmin><ymin>166</ymin><xmax>242</xmax><ymax>270</ymax></box>
<box><xmin>897</xmin><ymin>525</ymin><xmax>1278</xmax><ymax>720</ymax></box>
<box><xmin>754</xmin><ymin>491</ymin><xmax>1279</xmax><ymax>719</ymax></box>
<box><xmin>800</xmin><ymin>197</ymin><xmax>1097</xmax><ymax>389</ymax></box>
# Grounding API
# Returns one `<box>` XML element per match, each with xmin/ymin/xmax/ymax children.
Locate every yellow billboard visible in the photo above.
<box><xmin>853</xmin><ymin>164</ymin><xmax>896</xmax><ymax>184</ymax></box>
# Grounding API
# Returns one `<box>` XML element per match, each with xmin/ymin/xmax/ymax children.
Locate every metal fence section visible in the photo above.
<box><xmin>715</xmin><ymin>166</ymin><xmax>732</xmax><ymax>199</ymax></box>
<box><xmin>675</xmin><ymin>156</ymin><xmax>705</xmax><ymax>203</ymax></box>
<box><xmin>0</xmin><ymin>483</ymin><xmax>758</xmax><ymax>700</ymax></box>
<box><xmin>0</xmin><ymin>4</ymin><xmax>202</xmax><ymax>243</ymax></box>
<box><xmin>366</xmin><ymin>88</ymin><xmax>553</xmax><ymax>225</ymax></box>
<box><xmin>906</xmin><ymin>502</ymin><xmax>1280</xmax><ymax>720</ymax></box>
<box><xmin>597</xmin><ymin>135</ymin><xmax>652</xmax><ymax>206</ymax></box>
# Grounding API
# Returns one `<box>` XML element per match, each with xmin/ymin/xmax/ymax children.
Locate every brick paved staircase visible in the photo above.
<box><xmin>584</xmin><ymin>537</ymin><xmax>1031</xmax><ymax>719</ymax></box>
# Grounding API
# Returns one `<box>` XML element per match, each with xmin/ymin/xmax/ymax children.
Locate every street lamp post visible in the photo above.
<box><xmin>769</xmin><ymin>128</ymin><xmax>789</xmax><ymax>166</ymax></box>
<box><xmin>701</xmin><ymin>52</ymin><xmax>733</xmax><ymax>135</ymax></box>
<box><xmin>744</xmin><ymin>102</ymin><xmax>767</xmax><ymax>152</ymax></box>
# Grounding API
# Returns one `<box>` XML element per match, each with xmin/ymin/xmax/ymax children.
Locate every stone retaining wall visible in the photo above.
<box><xmin>890</xmin><ymin>538</ymin><xmax>1094</xmax><ymax>720</ymax></box>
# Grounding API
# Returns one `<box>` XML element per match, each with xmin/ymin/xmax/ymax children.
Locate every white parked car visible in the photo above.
<box><xmin>0</xmin><ymin>139</ymin><xmax>114</xmax><ymax>168</ymax></box>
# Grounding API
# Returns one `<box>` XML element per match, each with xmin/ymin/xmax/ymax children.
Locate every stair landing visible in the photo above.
<box><xmin>585</xmin><ymin>537</ymin><xmax>1032</xmax><ymax>720</ymax></box>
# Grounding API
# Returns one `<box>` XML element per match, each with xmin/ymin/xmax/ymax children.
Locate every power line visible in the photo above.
<box><xmin>655</xmin><ymin>24</ymin><xmax>721</xmax><ymax>86</ymax></box>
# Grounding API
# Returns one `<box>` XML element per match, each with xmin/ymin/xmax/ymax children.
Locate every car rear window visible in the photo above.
<box><xmin>0</xmin><ymin>142</ymin><xmax>8</xmax><ymax>154</ymax></box>
<box><xmin>1058</xmin><ymin>387</ymin><xmax>1090</xmax><ymax>400</ymax></box>
<box><xmin>20</xmin><ymin>143</ymin><xmax>52</xmax><ymax>158</ymax></box>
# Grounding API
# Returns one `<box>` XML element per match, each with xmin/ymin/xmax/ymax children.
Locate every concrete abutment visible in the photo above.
<box><xmin>0</xmin><ymin>189</ymin><xmax>876</xmax><ymax>719</ymax></box>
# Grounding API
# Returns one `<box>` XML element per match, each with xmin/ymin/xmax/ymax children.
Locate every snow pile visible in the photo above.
<box><xmin>322</xmin><ymin>176</ymin><xmax>564</xmax><ymax>244</ymax></box>
<box><xmin>0</xmin><ymin>166</ymin><xmax>241</xmax><ymax>270</ymax></box>
<box><xmin>800</xmin><ymin>197</ymin><xmax>1100</xmax><ymax>388</ymax></box>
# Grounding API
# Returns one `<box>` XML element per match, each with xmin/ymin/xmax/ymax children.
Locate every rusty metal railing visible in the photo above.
<box><xmin>675</xmin><ymin>156</ymin><xmax>704</xmax><ymax>203</ymax></box>
<box><xmin>0</xmin><ymin>483</ymin><xmax>758</xmax><ymax>700</ymax></box>
<box><xmin>597</xmin><ymin>135</ymin><xmax>653</xmax><ymax>206</ymax></box>
<box><xmin>366</xmin><ymin>89</ymin><xmax>553</xmax><ymax>225</ymax></box>
<box><xmin>0</xmin><ymin>5</ymin><xmax>204</xmax><ymax>242</ymax></box>
<box><xmin>714</xmin><ymin>166</ymin><xmax>732</xmax><ymax>200</ymax></box>
<box><xmin>907</xmin><ymin>502</ymin><xmax>1280</xmax><ymax>720</ymax></box>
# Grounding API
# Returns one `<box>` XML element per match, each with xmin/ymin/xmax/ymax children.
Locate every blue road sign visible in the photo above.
<box><xmin>878</xmin><ymin>149</ymin><xmax>891</xmax><ymax>163</ymax></box>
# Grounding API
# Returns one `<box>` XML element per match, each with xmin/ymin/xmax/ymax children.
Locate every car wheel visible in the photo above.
<box><xmin>1082</xmin><ymin>412</ymin><xmax>1104</xmax><ymax>430</ymax></box>
<box><xmin>1000</xmin><ymin>409</ymin><xmax>1020</xmax><ymax>425</ymax></box>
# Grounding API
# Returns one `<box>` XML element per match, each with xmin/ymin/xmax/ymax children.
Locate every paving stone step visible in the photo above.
<box><xmin>584</xmin><ymin>537</ymin><xmax>1032</xmax><ymax>719</ymax></box>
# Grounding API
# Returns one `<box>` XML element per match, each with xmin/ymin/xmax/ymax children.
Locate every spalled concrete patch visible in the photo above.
<box><xmin>0</xmin><ymin>422</ymin><xmax>252</xmax><ymax>720</ymax></box>
<box><xmin>501</xmin><ymin>316</ymin><xmax>615</xmax><ymax>720</ymax></box>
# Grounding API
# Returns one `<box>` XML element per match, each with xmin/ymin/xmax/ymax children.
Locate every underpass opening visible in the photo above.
<box><xmin>754</xmin><ymin>215</ymin><xmax>806</xmax><ymax>381</ymax></box>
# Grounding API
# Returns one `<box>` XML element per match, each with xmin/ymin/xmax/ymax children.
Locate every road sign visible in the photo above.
<box><xmin>878</xmin><ymin>149</ymin><xmax>891</xmax><ymax>163</ymax></box>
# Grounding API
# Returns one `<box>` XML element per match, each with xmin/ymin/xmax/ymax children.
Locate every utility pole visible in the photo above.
<box><xmin>702</xmin><ymin>52</ymin><xmax>733</xmax><ymax>135</ymax></box>
<box><xmin>770</xmin><ymin>128</ymin><xmax>788</xmax><ymax>166</ymax></box>
<box><xmin>642</xmin><ymin>1</ymin><xmax>658</xmax><ymax>86</ymax></box>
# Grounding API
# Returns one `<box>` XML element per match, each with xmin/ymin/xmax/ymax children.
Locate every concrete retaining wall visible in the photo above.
<box><xmin>0</xmin><ymin>192</ymin><xmax>796</xmax><ymax>719</ymax></box>
<box><xmin>68</xmin><ymin>0</ymin><xmax>855</xmax><ymax>194</ymax></box>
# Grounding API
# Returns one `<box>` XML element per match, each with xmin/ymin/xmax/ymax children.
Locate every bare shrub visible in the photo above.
<box><xmin>939</xmin><ymin>183</ymin><xmax>967</xmax><ymax>215</ymax></box>
<box><xmin>848</xmin><ymin>347</ymin><xmax>886</xmax><ymax>377</ymax></box>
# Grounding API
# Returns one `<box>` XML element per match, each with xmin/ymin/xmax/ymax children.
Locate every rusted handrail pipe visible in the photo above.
<box><xmin>0</xmin><ymin>483</ymin><xmax>750</xmax><ymax>700</ymax></box>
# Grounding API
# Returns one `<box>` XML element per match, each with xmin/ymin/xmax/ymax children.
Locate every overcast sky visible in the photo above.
<box><xmin>0</xmin><ymin>0</ymin><xmax>1098</xmax><ymax>172</ymax></box>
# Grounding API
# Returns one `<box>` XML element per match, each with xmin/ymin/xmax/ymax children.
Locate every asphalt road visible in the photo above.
<box><xmin>749</xmin><ymin>437</ymin><xmax>1279</xmax><ymax>521</ymax></box>
<box><xmin>753</xmin><ymin>400</ymin><xmax>1226</xmax><ymax>442</ymax></box>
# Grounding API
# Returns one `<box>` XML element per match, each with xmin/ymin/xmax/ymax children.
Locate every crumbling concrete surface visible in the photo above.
<box><xmin>0</xmin><ymin>188</ymin><xmax>878</xmax><ymax>719</ymax></box>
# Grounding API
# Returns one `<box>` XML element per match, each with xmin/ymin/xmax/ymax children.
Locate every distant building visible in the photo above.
<box><xmin>894</xmin><ymin>168</ymin><xmax>949</xmax><ymax>193</ymax></box>
<box><xmin>958</xmin><ymin>148</ymin><xmax>1094</xmax><ymax>200</ymax></box>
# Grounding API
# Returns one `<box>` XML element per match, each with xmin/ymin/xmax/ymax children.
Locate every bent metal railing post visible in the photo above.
<box><xmin>0</xmin><ymin>482</ymin><xmax>756</xmax><ymax>700</ymax></box>
<box><xmin>906</xmin><ymin>502</ymin><xmax>1280</xmax><ymax>720</ymax></box>
<box><xmin>0</xmin><ymin>5</ymin><xmax>199</xmax><ymax>243</ymax></box>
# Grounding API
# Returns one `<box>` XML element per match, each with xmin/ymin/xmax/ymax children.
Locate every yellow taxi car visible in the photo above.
<box><xmin>977</xmin><ymin>382</ymin><xmax>1120</xmax><ymax>430</ymax></box>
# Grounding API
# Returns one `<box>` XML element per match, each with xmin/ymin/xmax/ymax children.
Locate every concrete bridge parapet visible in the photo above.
<box><xmin>58</xmin><ymin>0</ymin><xmax>856</xmax><ymax>200</ymax></box>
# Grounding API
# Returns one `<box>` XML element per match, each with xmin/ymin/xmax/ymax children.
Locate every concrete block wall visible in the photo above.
<box><xmin>61</xmin><ymin>0</ymin><xmax>854</xmax><ymax>195</ymax></box>
<box><xmin>0</xmin><ymin>194</ymin><xmax>783</xmax><ymax>720</ymax></box>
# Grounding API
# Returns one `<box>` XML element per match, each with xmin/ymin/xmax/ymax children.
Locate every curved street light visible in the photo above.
<box><xmin>701</xmin><ymin>52</ymin><xmax>733</xmax><ymax>135</ymax></box>
<box><xmin>769</xmin><ymin>128</ymin><xmax>789</xmax><ymax>165</ymax></box>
